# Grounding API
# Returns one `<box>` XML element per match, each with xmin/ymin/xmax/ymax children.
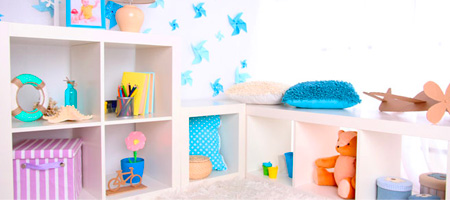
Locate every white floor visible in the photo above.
<box><xmin>157</xmin><ymin>177</ymin><xmax>331</xmax><ymax>199</ymax></box>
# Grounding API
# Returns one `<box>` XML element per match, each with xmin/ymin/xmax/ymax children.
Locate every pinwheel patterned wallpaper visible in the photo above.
<box><xmin>107</xmin><ymin>0</ymin><xmax>258</xmax><ymax>100</ymax></box>
<box><xmin>0</xmin><ymin>0</ymin><xmax>258</xmax><ymax>100</ymax></box>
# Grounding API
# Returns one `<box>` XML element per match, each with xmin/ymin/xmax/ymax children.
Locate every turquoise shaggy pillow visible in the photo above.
<box><xmin>282</xmin><ymin>80</ymin><xmax>361</xmax><ymax>109</ymax></box>
<box><xmin>189</xmin><ymin>115</ymin><xmax>227</xmax><ymax>171</ymax></box>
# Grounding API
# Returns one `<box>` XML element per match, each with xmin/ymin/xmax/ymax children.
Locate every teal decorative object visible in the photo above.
<box><xmin>210</xmin><ymin>78</ymin><xmax>223</xmax><ymax>97</ymax></box>
<box><xmin>10</xmin><ymin>74</ymin><xmax>49</xmax><ymax>122</ymax></box>
<box><xmin>65</xmin><ymin>78</ymin><xmax>77</xmax><ymax>108</ymax></box>
<box><xmin>282</xmin><ymin>80</ymin><xmax>361</xmax><ymax>109</ymax></box>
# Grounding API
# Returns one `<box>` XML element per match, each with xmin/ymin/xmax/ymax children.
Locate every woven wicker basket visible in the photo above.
<box><xmin>189</xmin><ymin>155</ymin><xmax>212</xmax><ymax>180</ymax></box>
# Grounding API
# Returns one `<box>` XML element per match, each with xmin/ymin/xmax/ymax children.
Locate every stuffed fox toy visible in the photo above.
<box><xmin>314</xmin><ymin>130</ymin><xmax>357</xmax><ymax>199</ymax></box>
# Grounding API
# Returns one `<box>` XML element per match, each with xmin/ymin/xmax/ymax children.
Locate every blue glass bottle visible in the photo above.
<box><xmin>65</xmin><ymin>81</ymin><xmax>77</xmax><ymax>108</ymax></box>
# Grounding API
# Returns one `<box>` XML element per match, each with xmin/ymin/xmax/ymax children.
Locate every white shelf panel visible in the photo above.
<box><xmin>181</xmin><ymin>99</ymin><xmax>245</xmax><ymax>117</ymax></box>
<box><xmin>79</xmin><ymin>189</ymin><xmax>97</xmax><ymax>199</ymax></box>
<box><xmin>247</xmin><ymin>104</ymin><xmax>450</xmax><ymax>140</ymax></box>
<box><xmin>105</xmin><ymin>174</ymin><xmax>172</xmax><ymax>200</ymax></box>
<box><xmin>104</xmin><ymin>113</ymin><xmax>172</xmax><ymax>125</ymax></box>
<box><xmin>297</xmin><ymin>183</ymin><xmax>341</xmax><ymax>199</ymax></box>
<box><xmin>12</xmin><ymin>116</ymin><xmax>101</xmax><ymax>133</ymax></box>
<box><xmin>247</xmin><ymin>170</ymin><xmax>337</xmax><ymax>199</ymax></box>
<box><xmin>7</xmin><ymin>22</ymin><xmax>178</xmax><ymax>47</ymax></box>
<box><xmin>247</xmin><ymin>170</ymin><xmax>292</xmax><ymax>187</ymax></box>
<box><xmin>188</xmin><ymin>170</ymin><xmax>240</xmax><ymax>188</ymax></box>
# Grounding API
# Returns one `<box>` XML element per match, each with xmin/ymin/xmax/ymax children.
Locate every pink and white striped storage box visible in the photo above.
<box><xmin>13</xmin><ymin>138</ymin><xmax>83</xmax><ymax>200</ymax></box>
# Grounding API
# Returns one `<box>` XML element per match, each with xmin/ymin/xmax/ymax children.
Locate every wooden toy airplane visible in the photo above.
<box><xmin>364</xmin><ymin>81</ymin><xmax>450</xmax><ymax>124</ymax></box>
<box><xmin>363</xmin><ymin>88</ymin><xmax>438</xmax><ymax>112</ymax></box>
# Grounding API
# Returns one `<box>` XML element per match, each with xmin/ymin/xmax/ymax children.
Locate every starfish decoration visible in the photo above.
<box><xmin>191</xmin><ymin>40</ymin><xmax>209</xmax><ymax>64</ymax></box>
<box><xmin>216</xmin><ymin>31</ymin><xmax>224</xmax><ymax>41</ymax></box>
<box><xmin>32</xmin><ymin>0</ymin><xmax>54</xmax><ymax>17</ymax></box>
<box><xmin>241</xmin><ymin>59</ymin><xmax>247</xmax><ymax>68</ymax></box>
<box><xmin>423</xmin><ymin>81</ymin><xmax>450</xmax><ymax>124</ymax></box>
<box><xmin>210</xmin><ymin>78</ymin><xmax>224</xmax><ymax>97</ymax></box>
<box><xmin>181</xmin><ymin>70</ymin><xmax>193</xmax><ymax>86</ymax></box>
<box><xmin>149</xmin><ymin>0</ymin><xmax>165</xmax><ymax>8</ymax></box>
<box><xmin>105</xmin><ymin>1</ymin><xmax>123</xmax><ymax>29</ymax></box>
<box><xmin>169</xmin><ymin>19</ymin><xmax>179</xmax><ymax>31</ymax></box>
<box><xmin>228</xmin><ymin>12</ymin><xmax>247</xmax><ymax>36</ymax></box>
<box><xmin>235</xmin><ymin>67</ymin><xmax>251</xmax><ymax>84</ymax></box>
<box><xmin>193</xmin><ymin>3</ymin><xmax>206</xmax><ymax>18</ymax></box>
<box><xmin>0</xmin><ymin>14</ymin><xmax>3</xmax><ymax>21</ymax></box>
<box><xmin>142</xmin><ymin>28</ymin><xmax>152</xmax><ymax>34</ymax></box>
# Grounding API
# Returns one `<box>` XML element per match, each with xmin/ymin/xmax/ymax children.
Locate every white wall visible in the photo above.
<box><xmin>254</xmin><ymin>0</ymin><xmax>450</xmax><ymax>97</ymax></box>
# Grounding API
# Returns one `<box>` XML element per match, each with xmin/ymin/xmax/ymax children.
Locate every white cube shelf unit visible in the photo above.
<box><xmin>246</xmin><ymin>104</ymin><xmax>450</xmax><ymax>199</ymax></box>
<box><xmin>180</xmin><ymin>100</ymin><xmax>246</xmax><ymax>188</ymax></box>
<box><xmin>0</xmin><ymin>22</ymin><xmax>181</xmax><ymax>199</ymax></box>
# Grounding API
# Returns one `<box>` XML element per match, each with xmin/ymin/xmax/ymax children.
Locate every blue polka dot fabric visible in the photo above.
<box><xmin>189</xmin><ymin>115</ymin><xmax>227</xmax><ymax>171</ymax></box>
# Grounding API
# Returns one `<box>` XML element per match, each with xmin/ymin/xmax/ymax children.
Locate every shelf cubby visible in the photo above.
<box><xmin>104</xmin><ymin>121</ymin><xmax>173</xmax><ymax>199</ymax></box>
<box><xmin>12</xmin><ymin>126</ymin><xmax>103</xmax><ymax>199</ymax></box>
<box><xmin>103</xmin><ymin>42</ymin><xmax>174</xmax><ymax>122</ymax></box>
<box><xmin>180</xmin><ymin>100</ymin><xmax>246</xmax><ymax>187</ymax></box>
<box><xmin>246</xmin><ymin>116</ymin><xmax>293</xmax><ymax>186</ymax></box>
<box><xmin>9</xmin><ymin>36</ymin><xmax>101</xmax><ymax>129</ymax></box>
<box><xmin>188</xmin><ymin>114</ymin><xmax>240</xmax><ymax>184</ymax></box>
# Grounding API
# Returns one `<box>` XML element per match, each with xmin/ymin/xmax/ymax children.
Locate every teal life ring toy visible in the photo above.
<box><xmin>11</xmin><ymin>74</ymin><xmax>49</xmax><ymax>122</ymax></box>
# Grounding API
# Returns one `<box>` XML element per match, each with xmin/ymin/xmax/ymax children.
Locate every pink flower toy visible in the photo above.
<box><xmin>125</xmin><ymin>131</ymin><xmax>146</xmax><ymax>163</ymax></box>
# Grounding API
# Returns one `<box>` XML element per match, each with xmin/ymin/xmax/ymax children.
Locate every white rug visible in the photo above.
<box><xmin>158</xmin><ymin>177</ymin><xmax>327</xmax><ymax>199</ymax></box>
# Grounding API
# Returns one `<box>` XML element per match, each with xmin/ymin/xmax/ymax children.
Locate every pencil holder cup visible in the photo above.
<box><xmin>116</xmin><ymin>97</ymin><xmax>134</xmax><ymax>117</ymax></box>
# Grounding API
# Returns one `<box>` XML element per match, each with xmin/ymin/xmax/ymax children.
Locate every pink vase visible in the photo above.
<box><xmin>115</xmin><ymin>5</ymin><xmax>144</xmax><ymax>32</ymax></box>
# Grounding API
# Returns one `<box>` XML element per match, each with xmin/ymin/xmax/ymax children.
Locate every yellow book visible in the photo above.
<box><xmin>121</xmin><ymin>72</ymin><xmax>149</xmax><ymax>115</ymax></box>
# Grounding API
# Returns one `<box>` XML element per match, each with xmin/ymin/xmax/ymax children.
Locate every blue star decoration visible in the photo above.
<box><xmin>210</xmin><ymin>78</ymin><xmax>224</xmax><ymax>97</ymax></box>
<box><xmin>181</xmin><ymin>70</ymin><xmax>193</xmax><ymax>86</ymax></box>
<box><xmin>105</xmin><ymin>1</ymin><xmax>123</xmax><ymax>29</ymax></box>
<box><xmin>32</xmin><ymin>0</ymin><xmax>54</xmax><ymax>17</ymax></box>
<box><xmin>149</xmin><ymin>0</ymin><xmax>164</xmax><ymax>8</ymax></box>
<box><xmin>241</xmin><ymin>59</ymin><xmax>247</xmax><ymax>68</ymax></box>
<box><xmin>235</xmin><ymin>67</ymin><xmax>251</xmax><ymax>84</ymax></box>
<box><xmin>193</xmin><ymin>3</ymin><xmax>206</xmax><ymax>18</ymax></box>
<box><xmin>0</xmin><ymin>14</ymin><xmax>3</xmax><ymax>21</ymax></box>
<box><xmin>142</xmin><ymin>28</ymin><xmax>152</xmax><ymax>34</ymax></box>
<box><xmin>192</xmin><ymin>40</ymin><xmax>209</xmax><ymax>64</ymax></box>
<box><xmin>228</xmin><ymin>12</ymin><xmax>247</xmax><ymax>36</ymax></box>
<box><xmin>169</xmin><ymin>19</ymin><xmax>179</xmax><ymax>31</ymax></box>
<box><xmin>216</xmin><ymin>31</ymin><xmax>224</xmax><ymax>41</ymax></box>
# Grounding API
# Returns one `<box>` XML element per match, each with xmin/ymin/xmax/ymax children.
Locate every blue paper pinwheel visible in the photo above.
<box><xmin>228</xmin><ymin>12</ymin><xmax>247</xmax><ymax>36</ymax></box>
<box><xmin>181</xmin><ymin>70</ymin><xmax>193</xmax><ymax>86</ymax></box>
<box><xmin>32</xmin><ymin>0</ymin><xmax>54</xmax><ymax>17</ymax></box>
<box><xmin>0</xmin><ymin>14</ymin><xmax>3</xmax><ymax>21</ymax></box>
<box><xmin>216</xmin><ymin>31</ymin><xmax>224</xmax><ymax>41</ymax></box>
<box><xmin>192</xmin><ymin>40</ymin><xmax>209</xmax><ymax>65</ymax></box>
<box><xmin>210</xmin><ymin>78</ymin><xmax>224</xmax><ymax>97</ymax></box>
<box><xmin>105</xmin><ymin>1</ymin><xmax>123</xmax><ymax>29</ymax></box>
<box><xmin>193</xmin><ymin>3</ymin><xmax>206</xmax><ymax>18</ymax></box>
<box><xmin>149</xmin><ymin>0</ymin><xmax>164</xmax><ymax>8</ymax></box>
<box><xmin>235</xmin><ymin>67</ymin><xmax>251</xmax><ymax>84</ymax></box>
<box><xmin>169</xmin><ymin>19</ymin><xmax>179</xmax><ymax>31</ymax></box>
<box><xmin>241</xmin><ymin>59</ymin><xmax>247</xmax><ymax>68</ymax></box>
<box><xmin>143</xmin><ymin>28</ymin><xmax>152</xmax><ymax>34</ymax></box>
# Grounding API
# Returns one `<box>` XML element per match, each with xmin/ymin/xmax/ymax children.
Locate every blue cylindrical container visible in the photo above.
<box><xmin>284</xmin><ymin>152</ymin><xmax>293</xmax><ymax>178</ymax></box>
<box><xmin>121</xmin><ymin>157</ymin><xmax>145</xmax><ymax>184</ymax></box>
<box><xmin>65</xmin><ymin>81</ymin><xmax>77</xmax><ymax>108</ymax></box>
<box><xmin>408</xmin><ymin>194</ymin><xmax>440</xmax><ymax>200</ymax></box>
<box><xmin>377</xmin><ymin>176</ymin><xmax>413</xmax><ymax>199</ymax></box>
